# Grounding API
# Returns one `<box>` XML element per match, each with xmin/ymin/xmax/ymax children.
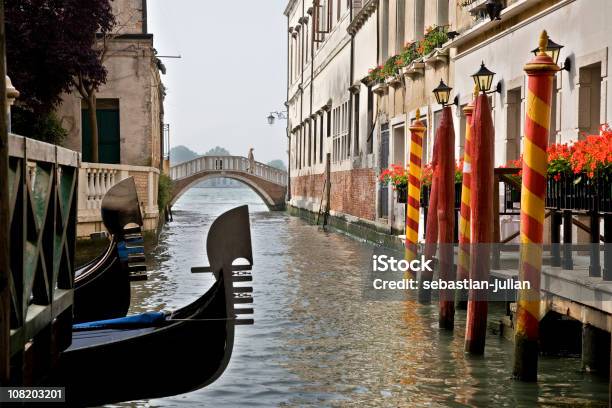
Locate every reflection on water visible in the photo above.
<box><xmin>115</xmin><ymin>187</ymin><xmax>607</xmax><ymax>407</ymax></box>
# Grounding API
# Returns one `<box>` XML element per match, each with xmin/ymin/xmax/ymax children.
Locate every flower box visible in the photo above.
<box><xmin>385</xmin><ymin>75</ymin><xmax>402</xmax><ymax>88</ymax></box>
<box><xmin>424</xmin><ymin>48</ymin><xmax>449</xmax><ymax>66</ymax></box>
<box><xmin>402</xmin><ymin>61</ymin><xmax>425</xmax><ymax>78</ymax></box>
<box><xmin>372</xmin><ymin>82</ymin><xmax>389</xmax><ymax>95</ymax></box>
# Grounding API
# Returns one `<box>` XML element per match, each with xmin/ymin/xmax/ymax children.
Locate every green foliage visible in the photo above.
<box><xmin>11</xmin><ymin>107</ymin><xmax>67</xmax><ymax>145</ymax></box>
<box><xmin>420</xmin><ymin>26</ymin><xmax>448</xmax><ymax>56</ymax></box>
<box><xmin>399</xmin><ymin>42</ymin><xmax>420</xmax><ymax>67</ymax></box>
<box><xmin>381</xmin><ymin>55</ymin><xmax>401</xmax><ymax>78</ymax></box>
<box><xmin>158</xmin><ymin>173</ymin><xmax>172</xmax><ymax>211</ymax></box>
<box><xmin>203</xmin><ymin>146</ymin><xmax>231</xmax><ymax>156</ymax></box>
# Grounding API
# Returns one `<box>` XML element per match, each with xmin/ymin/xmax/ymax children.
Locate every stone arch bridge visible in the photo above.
<box><xmin>169</xmin><ymin>155</ymin><xmax>288</xmax><ymax>210</ymax></box>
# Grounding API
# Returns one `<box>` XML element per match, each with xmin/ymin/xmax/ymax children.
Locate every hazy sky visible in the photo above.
<box><xmin>148</xmin><ymin>0</ymin><xmax>288</xmax><ymax>164</ymax></box>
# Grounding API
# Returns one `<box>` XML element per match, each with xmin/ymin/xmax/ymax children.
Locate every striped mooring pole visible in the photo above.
<box><xmin>419</xmin><ymin>123</ymin><xmax>441</xmax><ymax>304</ymax></box>
<box><xmin>512</xmin><ymin>30</ymin><xmax>560</xmax><ymax>381</ymax></box>
<box><xmin>456</xmin><ymin>87</ymin><xmax>477</xmax><ymax>310</ymax></box>
<box><xmin>437</xmin><ymin>105</ymin><xmax>456</xmax><ymax>329</ymax></box>
<box><xmin>405</xmin><ymin>109</ymin><xmax>426</xmax><ymax>261</ymax></box>
<box><xmin>464</xmin><ymin>90</ymin><xmax>494</xmax><ymax>354</ymax></box>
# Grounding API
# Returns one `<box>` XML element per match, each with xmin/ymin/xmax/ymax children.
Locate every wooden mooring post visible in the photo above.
<box><xmin>0</xmin><ymin>0</ymin><xmax>10</xmax><ymax>383</ymax></box>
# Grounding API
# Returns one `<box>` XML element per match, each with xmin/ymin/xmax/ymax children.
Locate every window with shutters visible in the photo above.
<box><xmin>332</xmin><ymin>101</ymin><xmax>350</xmax><ymax>163</ymax></box>
<box><xmin>313</xmin><ymin>0</ymin><xmax>332</xmax><ymax>43</ymax></box>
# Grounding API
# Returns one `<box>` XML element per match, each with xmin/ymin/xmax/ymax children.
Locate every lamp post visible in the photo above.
<box><xmin>513</xmin><ymin>30</ymin><xmax>560</xmax><ymax>382</ymax></box>
<box><xmin>531</xmin><ymin>36</ymin><xmax>571</xmax><ymax>72</ymax></box>
<box><xmin>267</xmin><ymin>110</ymin><xmax>290</xmax><ymax>201</ymax></box>
<box><xmin>465</xmin><ymin>61</ymin><xmax>497</xmax><ymax>354</ymax></box>
<box><xmin>432</xmin><ymin>79</ymin><xmax>456</xmax><ymax>330</ymax></box>
<box><xmin>267</xmin><ymin>111</ymin><xmax>288</xmax><ymax>125</ymax></box>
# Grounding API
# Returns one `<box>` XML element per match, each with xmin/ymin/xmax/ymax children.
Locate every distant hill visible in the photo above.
<box><xmin>170</xmin><ymin>145</ymin><xmax>233</xmax><ymax>166</ymax></box>
<box><xmin>170</xmin><ymin>145</ymin><xmax>199</xmax><ymax>165</ymax></box>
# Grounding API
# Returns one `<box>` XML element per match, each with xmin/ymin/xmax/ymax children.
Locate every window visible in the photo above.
<box><xmin>506</xmin><ymin>88</ymin><xmax>521</xmax><ymax>162</ymax></box>
<box><xmin>332</xmin><ymin>101</ymin><xmax>350</xmax><ymax>163</ymax></box>
<box><xmin>578</xmin><ymin>63</ymin><xmax>602</xmax><ymax>138</ymax></box>
<box><xmin>313</xmin><ymin>117</ymin><xmax>317</xmax><ymax>165</ymax></box>
<box><xmin>320</xmin><ymin>113</ymin><xmax>324</xmax><ymax>163</ymax></box>
<box><xmin>305</xmin><ymin>21</ymin><xmax>309</xmax><ymax>63</ymax></box>
<box><xmin>380</xmin><ymin>0</ymin><xmax>389</xmax><ymax>61</ymax></box>
<box><xmin>308</xmin><ymin>122</ymin><xmax>312</xmax><ymax>166</ymax></box>
<box><xmin>314</xmin><ymin>0</ymin><xmax>332</xmax><ymax>42</ymax></box>
<box><xmin>458</xmin><ymin>104</ymin><xmax>467</xmax><ymax>159</ymax></box>
<box><xmin>353</xmin><ymin>92</ymin><xmax>360</xmax><ymax>156</ymax></box>
<box><xmin>301</xmin><ymin>125</ymin><xmax>306</xmax><ymax>167</ymax></box>
<box><xmin>396</xmin><ymin>0</ymin><xmax>405</xmax><ymax>54</ymax></box>
<box><xmin>393</xmin><ymin>125</ymin><xmax>405</xmax><ymax>167</ymax></box>
<box><xmin>81</xmin><ymin>98</ymin><xmax>120</xmax><ymax>164</ymax></box>
<box><xmin>436</xmin><ymin>0</ymin><xmax>449</xmax><ymax>26</ymax></box>
<box><xmin>414</xmin><ymin>0</ymin><xmax>425</xmax><ymax>41</ymax></box>
<box><xmin>366</xmin><ymin>86</ymin><xmax>374</xmax><ymax>154</ymax></box>
<box><xmin>289</xmin><ymin>34</ymin><xmax>293</xmax><ymax>83</ymax></box>
<box><xmin>297</xmin><ymin>129</ymin><xmax>301</xmax><ymax>169</ymax></box>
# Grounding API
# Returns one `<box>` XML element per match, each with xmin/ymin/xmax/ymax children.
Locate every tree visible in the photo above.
<box><xmin>267</xmin><ymin>160</ymin><xmax>287</xmax><ymax>171</ymax></box>
<box><xmin>5</xmin><ymin>0</ymin><xmax>115</xmax><ymax>158</ymax></box>
<box><xmin>204</xmin><ymin>146</ymin><xmax>231</xmax><ymax>156</ymax></box>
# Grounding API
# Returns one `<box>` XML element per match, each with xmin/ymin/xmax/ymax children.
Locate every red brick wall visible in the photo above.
<box><xmin>291</xmin><ymin>168</ymin><xmax>376</xmax><ymax>221</ymax></box>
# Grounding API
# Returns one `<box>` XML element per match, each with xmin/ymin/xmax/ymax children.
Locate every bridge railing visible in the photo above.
<box><xmin>170</xmin><ymin>155</ymin><xmax>288</xmax><ymax>186</ymax></box>
<box><xmin>77</xmin><ymin>162</ymin><xmax>160</xmax><ymax>237</ymax></box>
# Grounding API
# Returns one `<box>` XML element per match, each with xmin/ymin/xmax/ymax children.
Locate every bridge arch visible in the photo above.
<box><xmin>169</xmin><ymin>155</ymin><xmax>287</xmax><ymax>211</ymax></box>
<box><xmin>170</xmin><ymin>172</ymin><xmax>283</xmax><ymax>210</ymax></box>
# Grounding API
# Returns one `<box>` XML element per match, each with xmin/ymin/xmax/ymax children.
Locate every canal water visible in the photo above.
<box><xmin>115</xmin><ymin>187</ymin><xmax>607</xmax><ymax>407</ymax></box>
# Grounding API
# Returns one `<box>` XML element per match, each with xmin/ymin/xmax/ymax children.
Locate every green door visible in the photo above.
<box><xmin>82</xmin><ymin>107</ymin><xmax>120</xmax><ymax>164</ymax></box>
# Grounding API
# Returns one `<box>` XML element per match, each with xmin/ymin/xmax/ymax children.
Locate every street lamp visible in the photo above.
<box><xmin>472</xmin><ymin>62</ymin><xmax>496</xmax><ymax>94</ymax></box>
<box><xmin>433</xmin><ymin>79</ymin><xmax>453</xmax><ymax>107</ymax></box>
<box><xmin>267</xmin><ymin>111</ymin><xmax>287</xmax><ymax>125</ymax></box>
<box><xmin>531</xmin><ymin>37</ymin><xmax>570</xmax><ymax>71</ymax></box>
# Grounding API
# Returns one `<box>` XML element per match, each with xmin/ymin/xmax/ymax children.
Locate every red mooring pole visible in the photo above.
<box><xmin>456</xmin><ymin>88</ymin><xmax>477</xmax><ymax>310</ymax></box>
<box><xmin>512</xmin><ymin>30</ymin><xmax>559</xmax><ymax>381</ymax></box>
<box><xmin>419</xmin><ymin>125</ymin><xmax>441</xmax><ymax>304</ymax></box>
<box><xmin>437</xmin><ymin>106</ymin><xmax>456</xmax><ymax>329</ymax></box>
<box><xmin>465</xmin><ymin>92</ymin><xmax>494</xmax><ymax>354</ymax></box>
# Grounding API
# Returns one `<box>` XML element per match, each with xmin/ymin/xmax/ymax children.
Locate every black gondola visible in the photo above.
<box><xmin>73</xmin><ymin>177</ymin><xmax>147</xmax><ymax>323</ymax></box>
<box><xmin>47</xmin><ymin>205</ymin><xmax>254</xmax><ymax>406</ymax></box>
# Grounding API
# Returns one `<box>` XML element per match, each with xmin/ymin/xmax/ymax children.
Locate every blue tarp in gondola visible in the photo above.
<box><xmin>73</xmin><ymin>311</ymin><xmax>167</xmax><ymax>331</ymax></box>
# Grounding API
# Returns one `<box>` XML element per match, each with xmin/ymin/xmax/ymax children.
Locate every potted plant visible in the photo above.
<box><xmin>380</xmin><ymin>164</ymin><xmax>409</xmax><ymax>203</ymax></box>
